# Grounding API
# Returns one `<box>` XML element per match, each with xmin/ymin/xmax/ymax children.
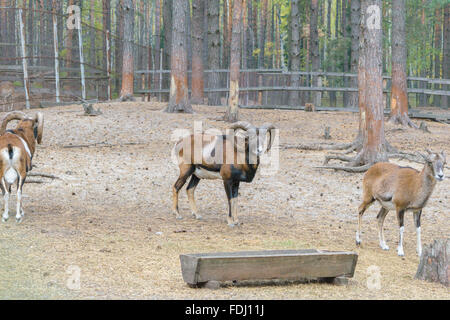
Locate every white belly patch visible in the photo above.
<box><xmin>194</xmin><ymin>167</ymin><xmax>221</xmax><ymax>180</ymax></box>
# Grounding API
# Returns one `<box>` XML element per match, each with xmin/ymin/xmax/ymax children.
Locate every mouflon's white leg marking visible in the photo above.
<box><xmin>377</xmin><ymin>208</ymin><xmax>390</xmax><ymax>250</ymax></box>
<box><xmin>355</xmin><ymin>231</ymin><xmax>361</xmax><ymax>245</ymax></box>
<box><xmin>397</xmin><ymin>226</ymin><xmax>405</xmax><ymax>256</ymax></box>
<box><xmin>2</xmin><ymin>180</ymin><xmax>9</xmax><ymax>222</ymax></box>
<box><xmin>15</xmin><ymin>176</ymin><xmax>23</xmax><ymax>223</ymax></box>
<box><xmin>413</xmin><ymin>210</ymin><xmax>422</xmax><ymax>256</ymax></box>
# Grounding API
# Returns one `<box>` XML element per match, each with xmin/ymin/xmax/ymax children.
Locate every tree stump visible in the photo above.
<box><xmin>415</xmin><ymin>239</ymin><xmax>449</xmax><ymax>287</ymax></box>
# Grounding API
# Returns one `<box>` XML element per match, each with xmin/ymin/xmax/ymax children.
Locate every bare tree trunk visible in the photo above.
<box><xmin>185</xmin><ymin>1</ymin><xmax>192</xmax><ymax>71</ymax></box>
<box><xmin>102</xmin><ymin>0</ymin><xmax>111</xmax><ymax>99</ymax></box>
<box><xmin>0</xmin><ymin>0</ymin><xmax>7</xmax><ymax>62</ymax></box>
<box><xmin>207</xmin><ymin>0</ymin><xmax>221</xmax><ymax>106</ymax></box>
<box><xmin>90</xmin><ymin>0</ymin><xmax>96</xmax><ymax>66</ymax></box>
<box><xmin>26</xmin><ymin>0</ymin><xmax>34</xmax><ymax>65</ymax></box>
<box><xmin>246</xmin><ymin>0</ymin><xmax>254</xmax><ymax>69</ymax></box>
<box><xmin>163</xmin><ymin>0</ymin><xmax>172</xmax><ymax>71</ymax></box>
<box><xmin>358</xmin><ymin>0</ymin><xmax>387</xmax><ymax>165</ymax></box>
<box><xmin>433</xmin><ymin>9</ymin><xmax>442</xmax><ymax>107</ymax></box>
<box><xmin>258</xmin><ymin>0</ymin><xmax>268</xmax><ymax>68</ymax></box>
<box><xmin>224</xmin><ymin>0</ymin><xmax>243</xmax><ymax>122</ymax></box>
<box><xmin>222</xmin><ymin>0</ymin><xmax>232</xmax><ymax>69</ymax></box>
<box><xmin>165</xmin><ymin>0</ymin><xmax>193</xmax><ymax>113</ymax></box>
<box><xmin>342</xmin><ymin>0</ymin><xmax>350</xmax><ymax>107</ymax></box>
<box><xmin>389</xmin><ymin>0</ymin><xmax>416</xmax><ymax>127</ymax></box>
<box><xmin>120</xmin><ymin>0</ymin><xmax>135</xmax><ymax>100</ymax></box>
<box><xmin>328</xmin><ymin>0</ymin><xmax>336</xmax><ymax>107</ymax></box>
<box><xmin>288</xmin><ymin>0</ymin><xmax>301</xmax><ymax>106</ymax></box>
<box><xmin>153</xmin><ymin>0</ymin><xmax>161</xmax><ymax>98</ymax></box>
<box><xmin>442</xmin><ymin>5</ymin><xmax>450</xmax><ymax>109</ymax></box>
<box><xmin>310</xmin><ymin>0</ymin><xmax>320</xmax><ymax>106</ymax></box>
<box><xmin>349</xmin><ymin>0</ymin><xmax>360</xmax><ymax>109</ymax></box>
<box><xmin>191</xmin><ymin>0</ymin><xmax>205</xmax><ymax>104</ymax></box>
<box><xmin>115</xmin><ymin>0</ymin><xmax>124</xmax><ymax>94</ymax></box>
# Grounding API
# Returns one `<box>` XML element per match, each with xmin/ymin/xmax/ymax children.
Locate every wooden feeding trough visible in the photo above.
<box><xmin>180</xmin><ymin>249</ymin><xmax>358</xmax><ymax>287</ymax></box>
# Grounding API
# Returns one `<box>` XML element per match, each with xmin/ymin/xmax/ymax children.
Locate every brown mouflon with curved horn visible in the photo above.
<box><xmin>171</xmin><ymin>121</ymin><xmax>276</xmax><ymax>226</ymax></box>
<box><xmin>356</xmin><ymin>149</ymin><xmax>446</xmax><ymax>257</ymax></box>
<box><xmin>0</xmin><ymin>111</ymin><xmax>44</xmax><ymax>223</ymax></box>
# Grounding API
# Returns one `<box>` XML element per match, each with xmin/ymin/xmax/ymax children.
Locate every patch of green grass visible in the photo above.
<box><xmin>32</xmin><ymin>82</ymin><xmax>43</xmax><ymax>89</ymax></box>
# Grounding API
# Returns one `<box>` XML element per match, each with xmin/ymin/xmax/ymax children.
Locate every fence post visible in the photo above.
<box><xmin>77</xmin><ymin>18</ymin><xmax>86</xmax><ymax>100</ymax></box>
<box><xmin>52</xmin><ymin>11</ymin><xmax>60</xmax><ymax>103</ymax></box>
<box><xmin>18</xmin><ymin>8</ymin><xmax>30</xmax><ymax>109</ymax></box>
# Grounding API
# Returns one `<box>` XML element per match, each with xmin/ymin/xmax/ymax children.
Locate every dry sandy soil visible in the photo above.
<box><xmin>0</xmin><ymin>101</ymin><xmax>448</xmax><ymax>299</ymax></box>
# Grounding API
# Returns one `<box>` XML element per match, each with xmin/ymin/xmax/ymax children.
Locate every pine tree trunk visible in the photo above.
<box><xmin>310</xmin><ymin>0</ymin><xmax>320</xmax><ymax>107</ymax></box>
<box><xmin>357</xmin><ymin>0</ymin><xmax>387</xmax><ymax>165</ymax></box>
<box><xmin>258</xmin><ymin>0</ymin><xmax>268</xmax><ymax>68</ymax></box>
<box><xmin>415</xmin><ymin>238</ymin><xmax>449</xmax><ymax>287</ymax></box>
<box><xmin>165</xmin><ymin>0</ymin><xmax>193</xmax><ymax>113</ymax></box>
<box><xmin>246</xmin><ymin>0</ymin><xmax>254</xmax><ymax>69</ymax></box>
<box><xmin>163</xmin><ymin>0</ymin><xmax>173</xmax><ymax>97</ymax></box>
<box><xmin>442</xmin><ymin>5</ymin><xmax>450</xmax><ymax>109</ymax></box>
<box><xmin>389</xmin><ymin>0</ymin><xmax>415</xmax><ymax>127</ymax></box>
<box><xmin>224</xmin><ymin>0</ymin><xmax>243</xmax><ymax>122</ymax></box>
<box><xmin>115</xmin><ymin>0</ymin><xmax>124</xmax><ymax>94</ymax></box>
<box><xmin>90</xmin><ymin>1</ymin><xmax>96</xmax><ymax>66</ymax></box>
<box><xmin>191</xmin><ymin>0</ymin><xmax>205</xmax><ymax>104</ymax></box>
<box><xmin>328</xmin><ymin>0</ymin><xmax>336</xmax><ymax>107</ymax></box>
<box><xmin>342</xmin><ymin>0</ymin><xmax>350</xmax><ymax>107</ymax></box>
<box><xmin>185</xmin><ymin>1</ymin><xmax>192</xmax><ymax>71</ymax></box>
<box><xmin>207</xmin><ymin>0</ymin><xmax>221</xmax><ymax>106</ymax></box>
<box><xmin>433</xmin><ymin>9</ymin><xmax>442</xmax><ymax>107</ymax></box>
<box><xmin>349</xmin><ymin>0</ymin><xmax>360</xmax><ymax>109</ymax></box>
<box><xmin>0</xmin><ymin>0</ymin><xmax>7</xmax><ymax>62</ymax></box>
<box><xmin>153</xmin><ymin>0</ymin><xmax>161</xmax><ymax>98</ymax></box>
<box><xmin>288</xmin><ymin>0</ymin><xmax>301</xmax><ymax>106</ymax></box>
<box><xmin>103</xmin><ymin>0</ymin><xmax>111</xmax><ymax>99</ymax></box>
<box><xmin>27</xmin><ymin>0</ymin><xmax>34</xmax><ymax>66</ymax></box>
<box><xmin>120</xmin><ymin>0</ymin><xmax>135</xmax><ymax>100</ymax></box>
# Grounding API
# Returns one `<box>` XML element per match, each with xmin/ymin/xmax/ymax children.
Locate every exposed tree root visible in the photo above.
<box><xmin>388</xmin><ymin>114</ymin><xmax>419</xmax><ymax>129</ymax></box>
<box><xmin>281</xmin><ymin>141</ymin><xmax>357</xmax><ymax>151</ymax></box>
<box><xmin>320</xmin><ymin>147</ymin><xmax>424</xmax><ymax>173</ymax></box>
<box><xmin>315</xmin><ymin>163</ymin><xmax>372</xmax><ymax>173</ymax></box>
<box><xmin>119</xmin><ymin>94</ymin><xmax>136</xmax><ymax>102</ymax></box>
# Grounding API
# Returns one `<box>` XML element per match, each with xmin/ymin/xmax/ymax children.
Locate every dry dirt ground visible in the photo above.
<box><xmin>0</xmin><ymin>101</ymin><xmax>448</xmax><ymax>299</ymax></box>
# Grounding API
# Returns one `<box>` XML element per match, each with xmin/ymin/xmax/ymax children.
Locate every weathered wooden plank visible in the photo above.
<box><xmin>180</xmin><ymin>249</ymin><xmax>358</xmax><ymax>286</ymax></box>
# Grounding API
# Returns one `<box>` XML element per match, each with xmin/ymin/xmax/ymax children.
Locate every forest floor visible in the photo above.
<box><xmin>0</xmin><ymin>101</ymin><xmax>448</xmax><ymax>299</ymax></box>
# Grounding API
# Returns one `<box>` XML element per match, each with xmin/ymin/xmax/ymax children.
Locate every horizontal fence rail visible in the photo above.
<box><xmin>134</xmin><ymin>69</ymin><xmax>450</xmax><ymax>109</ymax></box>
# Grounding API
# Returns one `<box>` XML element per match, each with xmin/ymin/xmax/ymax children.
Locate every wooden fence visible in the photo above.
<box><xmin>135</xmin><ymin>69</ymin><xmax>450</xmax><ymax>109</ymax></box>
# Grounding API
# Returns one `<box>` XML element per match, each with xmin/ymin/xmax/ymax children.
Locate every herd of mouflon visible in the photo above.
<box><xmin>0</xmin><ymin>111</ymin><xmax>446</xmax><ymax>258</ymax></box>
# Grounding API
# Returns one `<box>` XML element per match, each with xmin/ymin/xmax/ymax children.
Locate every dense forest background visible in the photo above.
<box><xmin>0</xmin><ymin>0</ymin><xmax>448</xmax><ymax>107</ymax></box>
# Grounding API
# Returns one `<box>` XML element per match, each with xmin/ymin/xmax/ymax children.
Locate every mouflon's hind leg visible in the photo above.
<box><xmin>172</xmin><ymin>165</ymin><xmax>194</xmax><ymax>220</ymax></box>
<box><xmin>396</xmin><ymin>208</ymin><xmax>406</xmax><ymax>256</ymax></box>
<box><xmin>1</xmin><ymin>179</ymin><xmax>9</xmax><ymax>222</ymax></box>
<box><xmin>186</xmin><ymin>175</ymin><xmax>201</xmax><ymax>219</ymax></box>
<box><xmin>15</xmin><ymin>175</ymin><xmax>25</xmax><ymax>223</ymax></box>
<box><xmin>377</xmin><ymin>207</ymin><xmax>390</xmax><ymax>250</ymax></box>
<box><xmin>223</xmin><ymin>180</ymin><xmax>240</xmax><ymax>227</ymax></box>
<box><xmin>413</xmin><ymin>210</ymin><xmax>422</xmax><ymax>256</ymax></box>
<box><xmin>356</xmin><ymin>195</ymin><xmax>374</xmax><ymax>246</ymax></box>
